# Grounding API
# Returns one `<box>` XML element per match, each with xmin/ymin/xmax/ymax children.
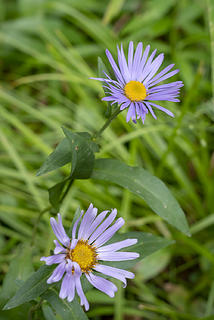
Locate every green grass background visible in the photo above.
<box><xmin>0</xmin><ymin>0</ymin><xmax>214</xmax><ymax>319</ymax></box>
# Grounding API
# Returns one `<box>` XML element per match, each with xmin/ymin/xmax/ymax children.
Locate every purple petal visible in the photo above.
<box><xmin>106</xmin><ymin>49</ymin><xmax>125</xmax><ymax>85</ymax></box>
<box><xmin>136</xmin><ymin>45</ymin><xmax>150</xmax><ymax>81</ymax></box>
<box><xmin>120</xmin><ymin>101</ymin><xmax>130</xmax><ymax>110</ymax></box>
<box><xmin>139</xmin><ymin>103</ymin><xmax>148</xmax><ymax>124</ymax></box>
<box><xmin>139</xmin><ymin>48</ymin><xmax>157</xmax><ymax>81</ymax></box>
<box><xmin>67</xmin><ymin>275</ymin><xmax>75</xmax><ymax>302</ymax></box>
<box><xmin>75</xmin><ymin>275</ymin><xmax>89</xmax><ymax>311</ymax></box>
<box><xmin>149</xmin><ymin>69</ymin><xmax>179</xmax><ymax>87</ymax></box>
<box><xmin>97</xmin><ymin>238</ymin><xmax>137</xmax><ymax>252</ymax></box>
<box><xmin>147</xmin><ymin>81</ymin><xmax>183</xmax><ymax>93</ymax></box>
<box><xmin>82</xmin><ymin>208</ymin><xmax>99</xmax><ymax>240</ymax></box>
<box><xmin>98</xmin><ymin>251</ymin><xmax>139</xmax><ymax>261</ymax></box>
<box><xmin>53</xmin><ymin>240</ymin><xmax>66</xmax><ymax>254</ymax></box>
<box><xmin>59</xmin><ymin>272</ymin><xmax>71</xmax><ymax>299</ymax></box>
<box><xmin>132</xmin><ymin>42</ymin><xmax>143</xmax><ymax>80</ymax></box>
<box><xmin>47</xmin><ymin>261</ymin><xmax>66</xmax><ymax>284</ymax></box>
<box><xmin>78</xmin><ymin>204</ymin><xmax>97</xmax><ymax>240</ymax></box>
<box><xmin>50</xmin><ymin>214</ymin><xmax>70</xmax><ymax>247</ymax></box>
<box><xmin>128</xmin><ymin>41</ymin><xmax>134</xmax><ymax>75</ymax></box>
<box><xmin>89</xmin><ymin>76</ymin><xmax>117</xmax><ymax>84</ymax></box>
<box><xmin>88</xmin><ymin>209</ymin><xmax>117</xmax><ymax>244</ymax></box>
<box><xmin>126</xmin><ymin>103</ymin><xmax>135</xmax><ymax>122</ymax></box>
<box><xmin>95</xmin><ymin>264</ymin><xmax>134</xmax><ymax>279</ymax></box>
<box><xmin>72</xmin><ymin>211</ymin><xmax>83</xmax><ymax>239</ymax></box>
<box><xmin>135</xmin><ymin>102</ymin><xmax>141</xmax><ymax>119</ymax></box>
<box><xmin>147</xmin><ymin>102</ymin><xmax>174</xmax><ymax>117</ymax></box>
<box><xmin>103</xmin><ymin>71</ymin><xmax>122</xmax><ymax>85</ymax></box>
<box><xmin>66</xmin><ymin>259</ymin><xmax>82</xmax><ymax>276</ymax></box>
<box><xmin>144</xmin><ymin>102</ymin><xmax>157</xmax><ymax>119</ymax></box>
<box><xmin>86</xmin><ymin>210</ymin><xmax>109</xmax><ymax>240</ymax></box>
<box><xmin>94</xmin><ymin>264</ymin><xmax>135</xmax><ymax>288</ymax></box>
<box><xmin>70</xmin><ymin>238</ymin><xmax>78</xmax><ymax>250</ymax></box>
<box><xmin>40</xmin><ymin>254</ymin><xmax>66</xmax><ymax>266</ymax></box>
<box><xmin>86</xmin><ymin>272</ymin><xmax>117</xmax><ymax>298</ymax></box>
<box><xmin>117</xmin><ymin>44</ymin><xmax>130</xmax><ymax>83</ymax></box>
<box><xmin>143</xmin><ymin>53</ymin><xmax>164</xmax><ymax>85</ymax></box>
<box><xmin>147</xmin><ymin>64</ymin><xmax>175</xmax><ymax>87</ymax></box>
<box><xmin>102</xmin><ymin>96</ymin><xmax>116</xmax><ymax>102</ymax></box>
<box><xmin>73</xmin><ymin>261</ymin><xmax>82</xmax><ymax>276</ymax></box>
<box><xmin>147</xmin><ymin>93</ymin><xmax>179</xmax><ymax>101</ymax></box>
<box><xmin>103</xmin><ymin>77</ymin><xmax>123</xmax><ymax>89</ymax></box>
<box><xmin>94</xmin><ymin>217</ymin><xmax>125</xmax><ymax>247</ymax></box>
<box><xmin>59</xmin><ymin>261</ymin><xmax>76</xmax><ymax>302</ymax></box>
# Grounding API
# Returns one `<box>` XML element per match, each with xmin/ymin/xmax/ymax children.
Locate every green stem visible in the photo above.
<box><xmin>28</xmin><ymin>298</ymin><xmax>43</xmax><ymax>320</ymax></box>
<box><xmin>60</xmin><ymin>179</ymin><xmax>74</xmax><ymax>203</ymax></box>
<box><xmin>93</xmin><ymin>107</ymin><xmax>122</xmax><ymax>139</ymax></box>
<box><xmin>31</xmin><ymin>180</ymin><xmax>73</xmax><ymax>246</ymax></box>
<box><xmin>31</xmin><ymin>206</ymin><xmax>51</xmax><ymax>246</ymax></box>
<box><xmin>114</xmin><ymin>283</ymin><xmax>123</xmax><ymax>320</ymax></box>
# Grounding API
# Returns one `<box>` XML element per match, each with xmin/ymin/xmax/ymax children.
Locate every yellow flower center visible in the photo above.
<box><xmin>124</xmin><ymin>81</ymin><xmax>147</xmax><ymax>101</ymax></box>
<box><xmin>67</xmin><ymin>240</ymin><xmax>97</xmax><ymax>273</ymax></box>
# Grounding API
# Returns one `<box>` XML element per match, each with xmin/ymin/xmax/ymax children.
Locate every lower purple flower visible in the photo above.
<box><xmin>40</xmin><ymin>204</ymin><xmax>139</xmax><ymax>311</ymax></box>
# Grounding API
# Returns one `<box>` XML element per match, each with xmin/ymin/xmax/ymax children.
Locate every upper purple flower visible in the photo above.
<box><xmin>91</xmin><ymin>42</ymin><xmax>183</xmax><ymax>123</ymax></box>
<box><xmin>40</xmin><ymin>204</ymin><xmax>139</xmax><ymax>311</ymax></box>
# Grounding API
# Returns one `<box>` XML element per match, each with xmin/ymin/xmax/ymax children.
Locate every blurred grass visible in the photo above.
<box><xmin>0</xmin><ymin>0</ymin><xmax>214</xmax><ymax>319</ymax></box>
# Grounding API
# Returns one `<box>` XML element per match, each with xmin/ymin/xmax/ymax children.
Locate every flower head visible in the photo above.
<box><xmin>40</xmin><ymin>204</ymin><xmax>139</xmax><ymax>310</ymax></box>
<box><xmin>91</xmin><ymin>42</ymin><xmax>183</xmax><ymax>123</ymax></box>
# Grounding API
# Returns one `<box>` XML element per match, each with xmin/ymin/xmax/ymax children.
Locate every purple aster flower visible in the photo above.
<box><xmin>91</xmin><ymin>42</ymin><xmax>183</xmax><ymax>123</ymax></box>
<box><xmin>40</xmin><ymin>204</ymin><xmax>139</xmax><ymax>311</ymax></box>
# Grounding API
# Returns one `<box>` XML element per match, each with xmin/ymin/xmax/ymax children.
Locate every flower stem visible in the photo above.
<box><xmin>60</xmin><ymin>179</ymin><xmax>74</xmax><ymax>203</ymax></box>
<box><xmin>93</xmin><ymin>107</ymin><xmax>122</xmax><ymax>139</ymax></box>
<box><xmin>28</xmin><ymin>298</ymin><xmax>43</xmax><ymax>320</ymax></box>
<box><xmin>31</xmin><ymin>206</ymin><xmax>51</xmax><ymax>246</ymax></box>
<box><xmin>31</xmin><ymin>180</ymin><xmax>73</xmax><ymax>246</ymax></box>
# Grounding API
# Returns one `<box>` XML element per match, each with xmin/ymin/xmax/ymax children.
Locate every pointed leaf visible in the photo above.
<box><xmin>37</xmin><ymin>138</ymin><xmax>71</xmax><ymax>176</ymax></box>
<box><xmin>42</xmin><ymin>287</ymin><xmax>89</xmax><ymax>320</ymax></box>
<box><xmin>48</xmin><ymin>179</ymin><xmax>70</xmax><ymax>211</ymax></box>
<box><xmin>42</xmin><ymin>303</ymin><xmax>58</xmax><ymax>320</ymax></box>
<box><xmin>0</xmin><ymin>246</ymin><xmax>34</xmax><ymax>308</ymax></box>
<box><xmin>3</xmin><ymin>265</ymin><xmax>54</xmax><ymax>310</ymax></box>
<box><xmin>37</xmin><ymin>134</ymin><xmax>98</xmax><ymax>176</ymax></box>
<box><xmin>62</xmin><ymin>127</ymin><xmax>95</xmax><ymax>179</ymax></box>
<box><xmin>91</xmin><ymin>159</ymin><xmax>190</xmax><ymax>236</ymax></box>
<box><xmin>98</xmin><ymin>56</ymin><xmax>109</xmax><ymax>78</ymax></box>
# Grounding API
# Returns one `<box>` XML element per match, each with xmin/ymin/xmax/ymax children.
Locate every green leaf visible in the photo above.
<box><xmin>76</xmin><ymin>132</ymin><xmax>99</xmax><ymax>153</ymax></box>
<box><xmin>98</xmin><ymin>56</ymin><xmax>109</xmax><ymax>78</ymax></box>
<box><xmin>37</xmin><ymin>134</ymin><xmax>98</xmax><ymax>176</ymax></box>
<box><xmin>63</xmin><ymin>127</ymin><xmax>95</xmax><ymax>179</ymax></box>
<box><xmin>0</xmin><ymin>245</ymin><xmax>34</xmax><ymax>308</ymax></box>
<box><xmin>104</xmin><ymin>231</ymin><xmax>174</xmax><ymax>269</ymax></box>
<box><xmin>103</xmin><ymin>0</ymin><xmax>125</xmax><ymax>25</ymax></box>
<box><xmin>135</xmin><ymin>248</ymin><xmax>171</xmax><ymax>281</ymax></box>
<box><xmin>91</xmin><ymin>159</ymin><xmax>190</xmax><ymax>236</ymax></box>
<box><xmin>42</xmin><ymin>303</ymin><xmax>58</xmax><ymax>320</ymax></box>
<box><xmin>36</xmin><ymin>138</ymin><xmax>71</xmax><ymax>176</ymax></box>
<box><xmin>42</xmin><ymin>287</ymin><xmax>89</xmax><ymax>320</ymax></box>
<box><xmin>3</xmin><ymin>265</ymin><xmax>54</xmax><ymax>310</ymax></box>
<box><xmin>48</xmin><ymin>178</ymin><xmax>70</xmax><ymax>211</ymax></box>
